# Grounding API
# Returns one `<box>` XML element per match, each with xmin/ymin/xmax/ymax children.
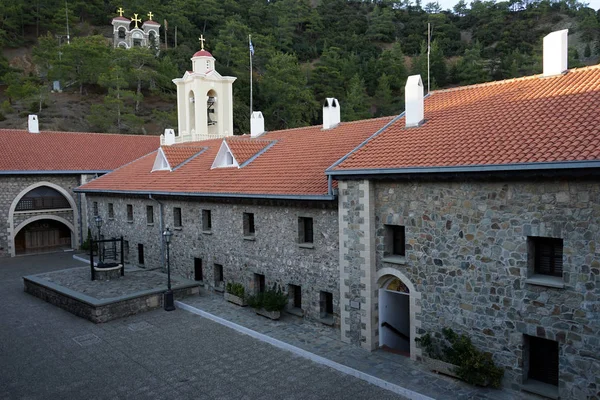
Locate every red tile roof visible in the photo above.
<box><xmin>332</xmin><ymin>65</ymin><xmax>600</xmax><ymax>172</ymax></box>
<box><xmin>78</xmin><ymin>117</ymin><xmax>395</xmax><ymax>197</ymax></box>
<box><xmin>0</xmin><ymin>130</ymin><xmax>160</xmax><ymax>172</ymax></box>
<box><xmin>161</xmin><ymin>146</ymin><xmax>206</xmax><ymax>169</ymax></box>
<box><xmin>226</xmin><ymin>138</ymin><xmax>274</xmax><ymax>165</ymax></box>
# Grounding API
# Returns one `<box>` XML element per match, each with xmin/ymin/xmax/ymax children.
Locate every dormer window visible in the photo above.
<box><xmin>226</xmin><ymin>152</ymin><xmax>234</xmax><ymax>165</ymax></box>
<box><xmin>211</xmin><ymin>140</ymin><xmax>239</xmax><ymax>169</ymax></box>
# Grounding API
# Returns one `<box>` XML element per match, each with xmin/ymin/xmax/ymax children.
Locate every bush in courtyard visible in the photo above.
<box><xmin>226</xmin><ymin>282</ymin><xmax>245</xmax><ymax>298</ymax></box>
<box><xmin>80</xmin><ymin>228</ymin><xmax>92</xmax><ymax>251</ymax></box>
<box><xmin>247</xmin><ymin>284</ymin><xmax>287</xmax><ymax>312</ymax></box>
<box><xmin>417</xmin><ymin>328</ymin><xmax>504</xmax><ymax>388</ymax></box>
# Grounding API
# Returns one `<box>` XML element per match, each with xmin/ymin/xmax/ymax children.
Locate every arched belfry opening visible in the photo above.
<box><xmin>188</xmin><ymin>90</ymin><xmax>196</xmax><ymax>134</ymax></box>
<box><xmin>378</xmin><ymin>274</ymin><xmax>412</xmax><ymax>357</ymax></box>
<box><xmin>207</xmin><ymin>89</ymin><xmax>218</xmax><ymax>135</ymax></box>
<box><xmin>118</xmin><ymin>27</ymin><xmax>126</xmax><ymax>39</ymax></box>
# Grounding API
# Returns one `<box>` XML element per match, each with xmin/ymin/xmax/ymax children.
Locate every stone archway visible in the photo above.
<box><xmin>13</xmin><ymin>216</ymin><xmax>76</xmax><ymax>255</ymax></box>
<box><xmin>8</xmin><ymin>182</ymin><xmax>79</xmax><ymax>257</ymax></box>
<box><xmin>376</xmin><ymin>268</ymin><xmax>421</xmax><ymax>360</ymax></box>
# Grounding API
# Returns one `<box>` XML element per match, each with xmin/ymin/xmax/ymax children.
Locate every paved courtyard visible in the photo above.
<box><xmin>0</xmin><ymin>253</ymin><xmax>407</xmax><ymax>400</ymax></box>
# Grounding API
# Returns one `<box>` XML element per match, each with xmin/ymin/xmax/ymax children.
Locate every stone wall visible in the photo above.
<box><xmin>0</xmin><ymin>174</ymin><xmax>83</xmax><ymax>257</ymax></box>
<box><xmin>340</xmin><ymin>176</ymin><xmax>600</xmax><ymax>398</ymax></box>
<box><xmin>86</xmin><ymin>194</ymin><xmax>341</xmax><ymax>325</ymax></box>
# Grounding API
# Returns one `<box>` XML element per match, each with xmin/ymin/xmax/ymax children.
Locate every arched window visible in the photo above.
<box><xmin>189</xmin><ymin>90</ymin><xmax>196</xmax><ymax>133</ymax></box>
<box><xmin>118</xmin><ymin>27</ymin><xmax>126</xmax><ymax>39</ymax></box>
<box><xmin>16</xmin><ymin>186</ymin><xmax>71</xmax><ymax>211</ymax></box>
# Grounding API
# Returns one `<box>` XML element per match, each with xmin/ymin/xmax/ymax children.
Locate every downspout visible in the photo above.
<box><xmin>328</xmin><ymin>175</ymin><xmax>333</xmax><ymax>196</ymax></box>
<box><xmin>149</xmin><ymin>194</ymin><xmax>165</xmax><ymax>271</ymax></box>
<box><xmin>77</xmin><ymin>192</ymin><xmax>83</xmax><ymax>246</ymax></box>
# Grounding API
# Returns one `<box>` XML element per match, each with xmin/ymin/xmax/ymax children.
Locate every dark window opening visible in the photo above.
<box><xmin>146</xmin><ymin>205</ymin><xmax>154</xmax><ymax>224</ymax></box>
<box><xmin>243</xmin><ymin>213</ymin><xmax>255</xmax><ymax>236</ymax></box>
<box><xmin>320</xmin><ymin>291</ymin><xmax>333</xmax><ymax>318</ymax></box>
<box><xmin>133</xmin><ymin>39</ymin><xmax>142</xmax><ymax>47</ymax></box>
<box><xmin>93</xmin><ymin>201</ymin><xmax>98</xmax><ymax>216</ymax></box>
<box><xmin>298</xmin><ymin>217</ymin><xmax>314</xmax><ymax>244</ymax></box>
<box><xmin>127</xmin><ymin>204</ymin><xmax>133</xmax><ymax>222</ymax></box>
<box><xmin>138</xmin><ymin>243</ymin><xmax>144</xmax><ymax>265</ymax></box>
<box><xmin>254</xmin><ymin>273</ymin><xmax>265</xmax><ymax>294</ymax></box>
<box><xmin>530</xmin><ymin>237</ymin><xmax>563</xmax><ymax>277</ymax></box>
<box><xmin>385</xmin><ymin>225</ymin><xmax>406</xmax><ymax>257</ymax></box>
<box><xmin>16</xmin><ymin>186</ymin><xmax>70</xmax><ymax>211</ymax></box>
<box><xmin>108</xmin><ymin>203</ymin><xmax>114</xmax><ymax>219</ymax></box>
<box><xmin>123</xmin><ymin>240</ymin><xmax>129</xmax><ymax>262</ymax></box>
<box><xmin>289</xmin><ymin>284</ymin><xmax>302</xmax><ymax>309</ymax></box>
<box><xmin>214</xmin><ymin>264</ymin><xmax>224</xmax><ymax>286</ymax></box>
<box><xmin>174</xmin><ymin>207</ymin><xmax>182</xmax><ymax>228</ymax></box>
<box><xmin>528</xmin><ymin>336</ymin><xmax>559</xmax><ymax>386</ymax></box>
<box><xmin>194</xmin><ymin>258</ymin><xmax>203</xmax><ymax>281</ymax></box>
<box><xmin>118</xmin><ymin>28</ymin><xmax>126</xmax><ymax>39</ymax></box>
<box><xmin>202</xmin><ymin>209</ymin><xmax>212</xmax><ymax>231</ymax></box>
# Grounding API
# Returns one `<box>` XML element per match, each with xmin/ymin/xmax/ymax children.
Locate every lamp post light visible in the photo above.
<box><xmin>94</xmin><ymin>215</ymin><xmax>103</xmax><ymax>262</ymax></box>
<box><xmin>163</xmin><ymin>227</ymin><xmax>175</xmax><ymax>311</ymax></box>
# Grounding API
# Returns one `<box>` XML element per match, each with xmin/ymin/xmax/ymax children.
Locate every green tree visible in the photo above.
<box><xmin>61</xmin><ymin>35</ymin><xmax>111</xmax><ymax>95</ymax></box>
<box><xmin>366</xmin><ymin>5</ymin><xmax>396</xmax><ymax>42</ymax></box>
<box><xmin>455</xmin><ymin>43</ymin><xmax>490</xmax><ymax>85</ymax></box>
<box><xmin>261</xmin><ymin>52</ymin><xmax>317</xmax><ymax>130</ymax></box>
<box><xmin>342</xmin><ymin>74</ymin><xmax>371</xmax><ymax>122</ymax></box>
<box><xmin>374</xmin><ymin>74</ymin><xmax>396</xmax><ymax>117</ymax></box>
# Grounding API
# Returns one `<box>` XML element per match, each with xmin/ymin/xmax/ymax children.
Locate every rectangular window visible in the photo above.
<box><xmin>214</xmin><ymin>264</ymin><xmax>224</xmax><ymax>286</ymax></box>
<box><xmin>385</xmin><ymin>225</ymin><xmax>406</xmax><ymax>257</ymax></box>
<box><xmin>108</xmin><ymin>203</ymin><xmax>114</xmax><ymax>219</ymax></box>
<box><xmin>320</xmin><ymin>291</ymin><xmax>333</xmax><ymax>319</ymax></box>
<box><xmin>243</xmin><ymin>212</ymin><xmax>255</xmax><ymax>237</ymax></box>
<box><xmin>254</xmin><ymin>273</ymin><xmax>265</xmax><ymax>294</ymax></box>
<box><xmin>527</xmin><ymin>336</ymin><xmax>559</xmax><ymax>386</ymax></box>
<box><xmin>127</xmin><ymin>204</ymin><xmax>133</xmax><ymax>222</ymax></box>
<box><xmin>174</xmin><ymin>207</ymin><xmax>182</xmax><ymax>228</ymax></box>
<box><xmin>530</xmin><ymin>237</ymin><xmax>563</xmax><ymax>277</ymax></box>
<box><xmin>138</xmin><ymin>243</ymin><xmax>144</xmax><ymax>265</ymax></box>
<box><xmin>146</xmin><ymin>205</ymin><xmax>154</xmax><ymax>224</ymax></box>
<box><xmin>93</xmin><ymin>201</ymin><xmax>98</xmax><ymax>216</ymax></box>
<box><xmin>202</xmin><ymin>209</ymin><xmax>212</xmax><ymax>231</ymax></box>
<box><xmin>123</xmin><ymin>240</ymin><xmax>129</xmax><ymax>262</ymax></box>
<box><xmin>289</xmin><ymin>284</ymin><xmax>302</xmax><ymax>309</ymax></box>
<box><xmin>194</xmin><ymin>258</ymin><xmax>203</xmax><ymax>281</ymax></box>
<box><xmin>298</xmin><ymin>217</ymin><xmax>314</xmax><ymax>244</ymax></box>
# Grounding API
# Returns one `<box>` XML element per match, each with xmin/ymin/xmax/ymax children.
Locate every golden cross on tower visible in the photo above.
<box><xmin>132</xmin><ymin>13</ymin><xmax>141</xmax><ymax>28</ymax></box>
<box><xmin>147</xmin><ymin>11</ymin><xmax>154</xmax><ymax>21</ymax></box>
<box><xmin>199</xmin><ymin>34</ymin><xmax>206</xmax><ymax>50</ymax></box>
<box><xmin>117</xmin><ymin>7</ymin><xmax>124</xmax><ymax>17</ymax></box>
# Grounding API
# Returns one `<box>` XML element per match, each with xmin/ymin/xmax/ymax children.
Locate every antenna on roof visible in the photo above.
<box><xmin>427</xmin><ymin>23</ymin><xmax>431</xmax><ymax>94</ymax></box>
<box><xmin>65</xmin><ymin>1</ymin><xmax>70</xmax><ymax>44</ymax></box>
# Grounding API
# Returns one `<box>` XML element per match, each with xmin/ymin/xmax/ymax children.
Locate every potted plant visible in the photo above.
<box><xmin>247</xmin><ymin>284</ymin><xmax>287</xmax><ymax>320</ymax></box>
<box><xmin>224</xmin><ymin>282</ymin><xmax>247</xmax><ymax>306</ymax></box>
<box><xmin>417</xmin><ymin>328</ymin><xmax>504</xmax><ymax>388</ymax></box>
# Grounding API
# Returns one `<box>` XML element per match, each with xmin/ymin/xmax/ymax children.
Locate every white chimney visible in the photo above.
<box><xmin>250</xmin><ymin>111</ymin><xmax>265</xmax><ymax>138</ymax></box>
<box><xmin>323</xmin><ymin>98</ymin><xmax>340</xmax><ymax>130</ymax></box>
<box><xmin>405</xmin><ymin>75</ymin><xmax>424</xmax><ymax>128</ymax></box>
<box><xmin>163</xmin><ymin>128</ymin><xmax>176</xmax><ymax>145</ymax></box>
<box><xmin>543</xmin><ymin>29</ymin><xmax>568</xmax><ymax>77</ymax></box>
<box><xmin>28</xmin><ymin>115</ymin><xmax>39</xmax><ymax>133</ymax></box>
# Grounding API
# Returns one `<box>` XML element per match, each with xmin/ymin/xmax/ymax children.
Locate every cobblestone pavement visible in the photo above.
<box><xmin>181</xmin><ymin>291</ymin><xmax>533</xmax><ymax>400</ymax></box>
<box><xmin>0</xmin><ymin>253</ymin><xmax>407</xmax><ymax>400</ymax></box>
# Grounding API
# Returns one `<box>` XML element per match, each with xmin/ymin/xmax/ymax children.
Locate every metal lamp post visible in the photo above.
<box><xmin>163</xmin><ymin>227</ymin><xmax>175</xmax><ymax>311</ymax></box>
<box><xmin>94</xmin><ymin>215</ymin><xmax>103</xmax><ymax>263</ymax></box>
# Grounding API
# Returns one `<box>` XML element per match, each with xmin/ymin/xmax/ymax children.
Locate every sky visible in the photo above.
<box><xmin>435</xmin><ymin>0</ymin><xmax>600</xmax><ymax>11</ymax></box>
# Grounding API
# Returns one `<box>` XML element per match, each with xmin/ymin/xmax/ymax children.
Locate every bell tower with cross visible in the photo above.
<box><xmin>111</xmin><ymin>7</ymin><xmax>160</xmax><ymax>49</ymax></box>
<box><xmin>168</xmin><ymin>35</ymin><xmax>237</xmax><ymax>144</ymax></box>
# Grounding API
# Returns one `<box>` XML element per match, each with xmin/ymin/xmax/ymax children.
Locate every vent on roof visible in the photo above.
<box><xmin>405</xmin><ymin>75</ymin><xmax>424</xmax><ymax>128</ymax></box>
<box><xmin>152</xmin><ymin>148</ymin><xmax>171</xmax><ymax>172</ymax></box>
<box><xmin>251</xmin><ymin>111</ymin><xmax>265</xmax><ymax>138</ymax></box>
<box><xmin>28</xmin><ymin>115</ymin><xmax>39</xmax><ymax>134</ymax></box>
<box><xmin>323</xmin><ymin>98</ymin><xmax>340</xmax><ymax>130</ymax></box>
<box><xmin>543</xmin><ymin>29</ymin><xmax>568</xmax><ymax>77</ymax></box>
<box><xmin>211</xmin><ymin>140</ymin><xmax>239</xmax><ymax>169</ymax></box>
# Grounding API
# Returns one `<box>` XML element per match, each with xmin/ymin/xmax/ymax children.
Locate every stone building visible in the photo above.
<box><xmin>0</xmin><ymin>118</ymin><xmax>159</xmax><ymax>257</ymax></box>
<box><xmin>111</xmin><ymin>9</ymin><xmax>160</xmax><ymax>50</ymax></box>
<box><xmin>76</xmin><ymin>30</ymin><xmax>600</xmax><ymax>398</ymax></box>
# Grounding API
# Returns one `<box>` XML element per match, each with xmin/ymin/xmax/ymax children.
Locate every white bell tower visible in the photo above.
<box><xmin>169</xmin><ymin>35</ymin><xmax>236</xmax><ymax>144</ymax></box>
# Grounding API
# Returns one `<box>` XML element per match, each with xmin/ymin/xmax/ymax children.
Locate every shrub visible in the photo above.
<box><xmin>417</xmin><ymin>328</ymin><xmax>504</xmax><ymax>388</ymax></box>
<box><xmin>80</xmin><ymin>228</ymin><xmax>92</xmax><ymax>251</ymax></box>
<box><xmin>226</xmin><ymin>282</ymin><xmax>245</xmax><ymax>298</ymax></box>
<box><xmin>247</xmin><ymin>284</ymin><xmax>288</xmax><ymax>312</ymax></box>
<box><xmin>0</xmin><ymin>111</ymin><xmax>5</xmax><ymax>121</ymax></box>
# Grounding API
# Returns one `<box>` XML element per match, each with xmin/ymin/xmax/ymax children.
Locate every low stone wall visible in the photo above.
<box><xmin>23</xmin><ymin>277</ymin><xmax>199</xmax><ymax>323</ymax></box>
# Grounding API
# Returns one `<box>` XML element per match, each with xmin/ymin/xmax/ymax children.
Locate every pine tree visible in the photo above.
<box><xmin>374</xmin><ymin>74</ymin><xmax>396</xmax><ymax>117</ymax></box>
<box><xmin>342</xmin><ymin>74</ymin><xmax>371</xmax><ymax>122</ymax></box>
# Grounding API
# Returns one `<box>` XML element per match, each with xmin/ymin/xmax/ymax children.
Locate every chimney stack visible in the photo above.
<box><xmin>163</xmin><ymin>128</ymin><xmax>176</xmax><ymax>145</ymax></box>
<box><xmin>543</xmin><ymin>29</ymin><xmax>568</xmax><ymax>77</ymax></box>
<box><xmin>323</xmin><ymin>98</ymin><xmax>340</xmax><ymax>130</ymax></box>
<box><xmin>405</xmin><ymin>75</ymin><xmax>424</xmax><ymax>128</ymax></box>
<box><xmin>28</xmin><ymin>115</ymin><xmax>39</xmax><ymax>133</ymax></box>
<box><xmin>250</xmin><ymin>111</ymin><xmax>265</xmax><ymax>138</ymax></box>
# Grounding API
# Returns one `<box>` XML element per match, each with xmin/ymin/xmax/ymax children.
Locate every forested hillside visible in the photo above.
<box><xmin>0</xmin><ymin>0</ymin><xmax>599</xmax><ymax>134</ymax></box>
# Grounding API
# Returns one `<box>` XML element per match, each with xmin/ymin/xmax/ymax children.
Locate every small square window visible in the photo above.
<box><xmin>146</xmin><ymin>205</ymin><xmax>154</xmax><ymax>224</ymax></box>
<box><xmin>202</xmin><ymin>209</ymin><xmax>212</xmax><ymax>231</ymax></box>
<box><xmin>93</xmin><ymin>201</ymin><xmax>98</xmax><ymax>216</ymax></box>
<box><xmin>529</xmin><ymin>237</ymin><xmax>563</xmax><ymax>277</ymax></box>
<box><xmin>174</xmin><ymin>207</ymin><xmax>182</xmax><ymax>228</ymax></box>
<box><xmin>298</xmin><ymin>217</ymin><xmax>314</xmax><ymax>244</ymax></box>
<box><xmin>243</xmin><ymin>212</ymin><xmax>255</xmax><ymax>237</ymax></box>
<box><xmin>126</xmin><ymin>204</ymin><xmax>133</xmax><ymax>222</ymax></box>
<box><xmin>385</xmin><ymin>225</ymin><xmax>405</xmax><ymax>257</ymax></box>
<box><xmin>526</xmin><ymin>335</ymin><xmax>559</xmax><ymax>386</ymax></box>
<box><xmin>108</xmin><ymin>203</ymin><xmax>114</xmax><ymax>219</ymax></box>
<box><xmin>214</xmin><ymin>264</ymin><xmax>224</xmax><ymax>286</ymax></box>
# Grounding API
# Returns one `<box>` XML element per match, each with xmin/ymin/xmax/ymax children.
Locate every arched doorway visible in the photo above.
<box><xmin>14</xmin><ymin>218</ymin><xmax>74</xmax><ymax>255</ymax></box>
<box><xmin>379</xmin><ymin>276</ymin><xmax>411</xmax><ymax>356</ymax></box>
